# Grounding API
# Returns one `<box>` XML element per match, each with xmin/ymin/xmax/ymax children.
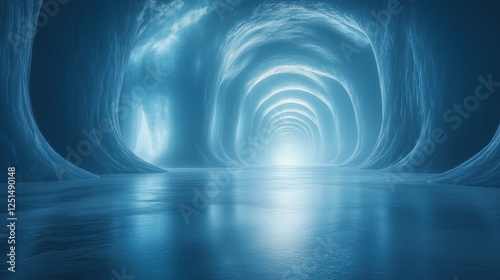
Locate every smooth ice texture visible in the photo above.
<box><xmin>4</xmin><ymin>168</ymin><xmax>500</xmax><ymax>279</ymax></box>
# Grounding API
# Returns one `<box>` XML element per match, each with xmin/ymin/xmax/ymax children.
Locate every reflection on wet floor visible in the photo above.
<box><xmin>3</xmin><ymin>167</ymin><xmax>500</xmax><ymax>279</ymax></box>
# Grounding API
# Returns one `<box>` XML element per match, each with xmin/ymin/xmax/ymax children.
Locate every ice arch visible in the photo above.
<box><xmin>0</xmin><ymin>0</ymin><xmax>497</xmax><ymax>186</ymax></box>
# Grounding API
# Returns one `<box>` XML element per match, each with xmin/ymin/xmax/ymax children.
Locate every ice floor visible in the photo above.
<box><xmin>1</xmin><ymin>167</ymin><xmax>499</xmax><ymax>279</ymax></box>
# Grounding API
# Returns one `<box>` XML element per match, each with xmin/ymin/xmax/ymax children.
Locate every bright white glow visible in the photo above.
<box><xmin>270</xmin><ymin>141</ymin><xmax>308</xmax><ymax>166</ymax></box>
<box><xmin>134</xmin><ymin>107</ymin><xmax>168</xmax><ymax>162</ymax></box>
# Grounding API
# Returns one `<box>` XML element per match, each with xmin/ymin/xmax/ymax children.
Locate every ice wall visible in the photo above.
<box><xmin>0</xmin><ymin>0</ymin><xmax>95</xmax><ymax>181</ymax></box>
<box><xmin>1</xmin><ymin>0</ymin><xmax>498</xmax><ymax>186</ymax></box>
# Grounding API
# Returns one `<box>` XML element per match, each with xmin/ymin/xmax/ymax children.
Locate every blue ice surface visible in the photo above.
<box><xmin>1</xmin><ymin>167</ymin><xmax>499</xmax><ymax>279</ymax></box>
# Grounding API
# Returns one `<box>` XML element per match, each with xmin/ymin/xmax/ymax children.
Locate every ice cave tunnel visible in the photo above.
<box><xmin>0</xmin><ymin>0</ymin><xmax>499</xmax><ymax>279</ymax></box>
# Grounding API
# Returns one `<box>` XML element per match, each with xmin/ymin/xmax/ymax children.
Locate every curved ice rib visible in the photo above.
<box><xmin>431</xmin><ymin>126</ymin><xmax>500</xmax><ymax>187</ymax></box>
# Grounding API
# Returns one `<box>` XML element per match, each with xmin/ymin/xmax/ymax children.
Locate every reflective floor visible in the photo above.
<box><xmin>1</xmin><ymin>167</ymin><xmax>499</xmax><ymax>279</ymax></box>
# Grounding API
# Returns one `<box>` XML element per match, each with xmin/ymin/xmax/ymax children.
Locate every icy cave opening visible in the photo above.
<box><xmin>3</xmin><ymin>0</ymin><xmax>500</xmax><ymax>279</ymax></box>
<box><xmin>16</xmin><ymin>0</ymin><xmax>499</xmax><ymax>186</ymax></box>
<box><xmin>117</xmin><ymin>2</ymin><xmax>382</xmax><ymax>169</ymax></box>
